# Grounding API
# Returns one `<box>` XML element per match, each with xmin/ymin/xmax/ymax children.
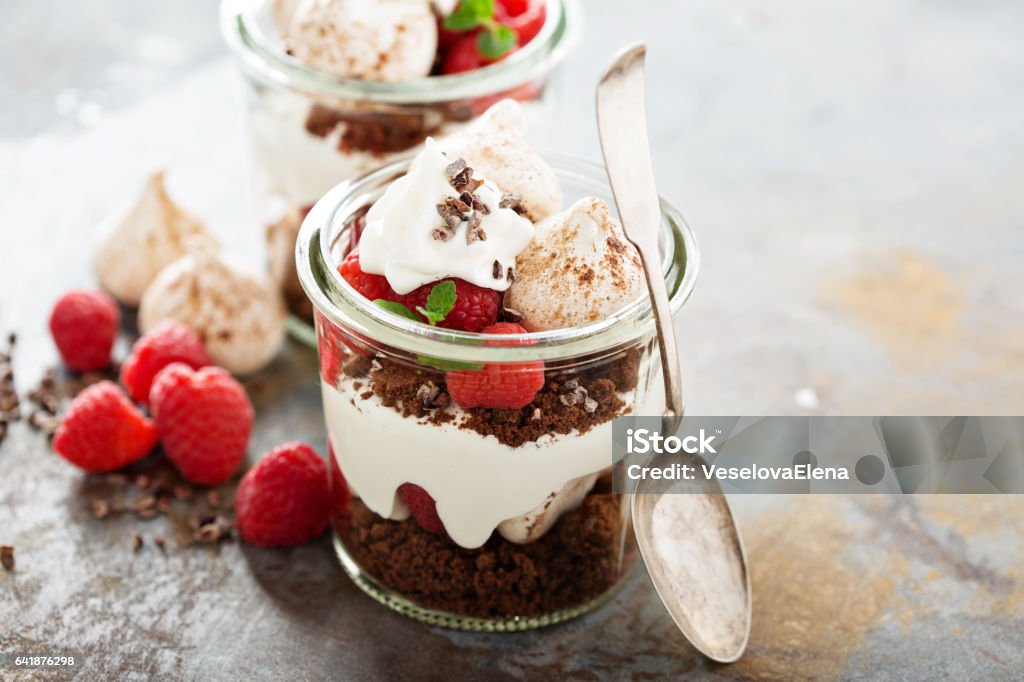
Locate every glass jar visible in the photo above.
<box><xmin>297</xmin><ymin>153</ymin><xmax>698</xmax><ymax>630</ymax></box>
<box><xmin>221</xmin><ymin>0</ymin><xmax>580</xmax><ymax>329</ymax></box>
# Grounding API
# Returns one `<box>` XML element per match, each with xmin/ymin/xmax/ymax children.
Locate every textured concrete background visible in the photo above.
<box><xmin>2</xmin><ymin>0</ymin><xmax>1023</xmax><ymax>679</ymax></box>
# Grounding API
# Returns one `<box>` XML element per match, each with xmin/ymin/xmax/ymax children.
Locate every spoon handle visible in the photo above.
<box><xmin>596</xmin><ymin>42</ymin><xmax>684</xmax><ymax>431</ymax></box>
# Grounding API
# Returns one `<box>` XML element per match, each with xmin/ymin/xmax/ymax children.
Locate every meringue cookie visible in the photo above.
<box><xmin>286</xmin><ymin>0</ymin><xmax>437</xmax><ymax>82</ymax></box>
<box><xmin>93</xmin><ymin>171</ymin><xmax>216</xmax><ymax>306</ymax></box>
<box><xmin>438</xmin><ymin>99</ymin><xmax>563</xmax><ymax>220</ymax></box>
<box><xmin>138</xmin><ymin>244</ymin><xmax>286</xmax><ymax>375</ymax></box>
<box><xmin>497</xmin><ymin>473</ymin><xmax>599</xmax><ymax>544</ymax></box>
<box><xmin>505</xmin><ymin>197</ymin><xmax>645</xmax><ymax>331</ymax></box>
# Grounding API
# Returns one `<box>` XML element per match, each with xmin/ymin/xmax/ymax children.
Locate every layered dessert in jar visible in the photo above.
<box><xmin>297</xmin><ymin>99</ymin><xmax>697</xmax><ymax>628</ymax></box>
<box><xmin>222</xmin><ymin>0</ymin><xmax>578</xmax><ymax>324</ymax></box>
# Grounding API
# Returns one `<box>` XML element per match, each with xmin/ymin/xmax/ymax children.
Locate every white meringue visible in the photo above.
<box><xmin>439</xmin><ymin>99</ymin><xmax>563</xmax><ymax>220</ymax></box>
<box><xmin>505</xmin><ymin>197</ymin><xmax>645</xmax><ymax>331</ymax></box>
<box><xmin>286</xmin><ymin>0</ymin><xmax>437</xmax><ymax>82</ymax></box>
<box><xmin>497</xmin><ymin>473</ymin><xmax>599</xmax><ymax>544</ymax></box>
<box><xmin>138</xmin><ymin>244</ymin><xmax>286</xmax><ymax>375</ymax></box>
<box><xmin>93</xmin><ymin>171</ymin><xmax>216</xmax><ymax>306</ymax></box>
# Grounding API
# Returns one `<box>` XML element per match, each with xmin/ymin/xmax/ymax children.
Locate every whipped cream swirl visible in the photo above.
<box><xmin>359</xmin><ymin>138</ymin><xmax>535</xmax><ymax>295</ymax></box>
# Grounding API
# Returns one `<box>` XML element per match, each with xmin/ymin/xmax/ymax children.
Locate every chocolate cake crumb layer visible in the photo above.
<box><xmin>305</xmin><ymin>105</ymin><xmax>469</xmax><ymax>156</ymax></box>
<box><xmin>357</xmin><ymin>353</ymin><xmax>639</xmax><ymax>447</ymax></box>
<box><xmin>339</xmin><ymin>491</ymin><xmax>634</xmax><ymax>619</ymax></box>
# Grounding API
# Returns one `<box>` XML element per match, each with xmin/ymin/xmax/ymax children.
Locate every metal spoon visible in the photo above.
<box><xmin>596</xmin><ymin>42</ymin><xmax>751</xmax><ymax>663</ymax></box>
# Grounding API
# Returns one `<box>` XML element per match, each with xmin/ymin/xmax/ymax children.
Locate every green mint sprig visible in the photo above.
<box><xmin>373</xmin><ymin>281</ymin><xmax>457</xmax><ymax>327</ymax></box>
<box><xmin>443</xmin><ymin>0</ymin><xmax>519</xmax><ymax>59</ymax></box>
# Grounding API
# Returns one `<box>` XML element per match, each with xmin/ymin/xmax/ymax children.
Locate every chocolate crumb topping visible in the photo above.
<box><xmin>132</xmin><ymin>533</ymin><xmax>144</xmax><ymax>552</ymax></box>
<box><xmin>499</xmin><ymin>192</ymin><xmax>528</xmax><ymax>216</ymax></box>
<box><xmin>492</xmin><ymin>261</ymin><xmax>503</xmax><ymax>279</ymax></box>
<box><xmin>466</xmin><ymin>213</ymin><xmax>486</xmax><ymax>244</ymax></box>
<box><xmin>0</xmin><ymin>545</ymin><xmax>13</xmax><ymax>571</ymax></box>
<box><xmin>502</xmin><ymin>307</ymin><xmax>525</xmax><ymax>324</ymax></box>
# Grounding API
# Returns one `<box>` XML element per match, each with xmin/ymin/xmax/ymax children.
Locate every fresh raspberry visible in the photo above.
<box><xmin>398</xmin><ymin>483</ymin><xmax>445</xmax><ymax>534</ymax></box>
<box><xmin>498</xmin><ymin>0</ymin><xmax>530</xmax><ymax>16</ymax></box>
<box><xmin>235</xmin><ymin>442</ymin><xmax>331</xmax><ymax>547</ymax></box>
<box><xmin>149</xmin><ymin>363</ymin><xmax>254</xmax><ymax>486</ymax></box>
<box><xmin>397</xmin><ymin>278</ymin><xmax>501</xmax><ymax>332</ymax></box>
<box><xmin>52</xmin><ymin>381</ymin><xmax>158</xmax><ymax>473</ymax></box>
<box><xmin>337</xmin><ymin>251</ymin><xmax>394</xmax><ymax>302</ymax></box>
<box><xmin>498</xmin><ymin>0</ymin><xmax>546</xmax><ymax>45</ymax></box>
<box><xmin>328</xmin><ymin>444</ymin><xmax>351</xmax><ymax>517</ymax></box>
<box><xmin>441</xmin><ymin>33</ymin><xmax>485</xmax><ymax>74</ymax></box>
<box><xmin>48</xmin><ymin>289</ymin><xmax>119</xmax><ymax>372</ymax></box>
<box><xmin>446</xmin><ymin>322</ymin><xmax>544</xmax><ymax>409</ymax></box>
<box><xmin>120</xmin><ymin>321</ymin><xmax>212</xmax><ymax>404</ymax></box>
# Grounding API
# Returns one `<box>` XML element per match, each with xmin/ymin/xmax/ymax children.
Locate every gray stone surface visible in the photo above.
<box><xmin>2</xmin><ymin>0</ymin><xmax>1023</xmax><ymax>679</ymax></box>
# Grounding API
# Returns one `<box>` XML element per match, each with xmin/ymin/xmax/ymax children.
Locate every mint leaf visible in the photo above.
<box><xmin>477</xmin><ymin>24</ymin><xmax>517</xmax><ymax>59</ymax></box>
<box><xmin>373</xmin><ymin>299</ymin><xmax>421</xmax><ymax>322</ymax></box>
<box><xmin>417</xmin><ymin>355</ymin><xmax>485</xmax><ymax>372</ymax></box>
<box><xmin>443</xmin><ymin>0</ymin><xmax>494</xmax><ymax>31</ymax></box>
<box><xmin>423</xmin><ymin>280</ymin><xmax>456</xmax><ymax>321</ymax></box>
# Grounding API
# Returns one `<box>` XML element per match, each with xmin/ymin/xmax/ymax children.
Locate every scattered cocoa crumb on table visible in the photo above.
<box><xmin>0</xmin><ymin>545</ymin><xmax>14</xmax><ymax>571</ymax></box>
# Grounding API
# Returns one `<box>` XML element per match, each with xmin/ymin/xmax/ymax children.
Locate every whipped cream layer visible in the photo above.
<box><xmin>359</xmin><ymin>138</ymin><xmax>535</xmax><ymax>295</ymax></box>
<box><xmin>322</xmin><ymin>377</ymin><xmax>662</xmax><ymax>549</ymax></box>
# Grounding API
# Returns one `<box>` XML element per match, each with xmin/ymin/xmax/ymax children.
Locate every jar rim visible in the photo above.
<box><xmin>220</xmin><ymin>0</ymin><xmax>581</xmax><ymax>104</ymax></box>
<box><xmin>296</xmin><ymin>151</ymin><xmax>700</xmax><ymax>363</ymax></box>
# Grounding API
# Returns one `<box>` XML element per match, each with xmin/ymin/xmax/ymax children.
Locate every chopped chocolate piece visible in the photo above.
<box><xmin>506</xmin><ymin>267</ymin><xmax>515</xmax><ymax>283</ymax></box>
<box><xmin>206</xmin><ymin>490</ymin><xmax>222</xmax><ymax>509</ymax></box>
<box><xmin>194</xmin><ymin>515</ymin><xmax>232</xmax><ymax>544</ymax></box>
<box><xmin>132</xmin><ymin>533</ymin><xmax>144</xmax><ymax>552</ymax></box>
<box><xmin>431</xmin><ymin>226</ymin><xmax>455</xmax><ymax>242</ymax></box>
<box><xmin>559</xmin><ymin>393</ymin><xmax>579</xmax><ymax>407</ymax></box>
<box><xmin>444</xmin><ymin>158</ymin><xmax>468</xmax><ymax>183</ymax></box>
<box><xmin>91</xmin><ymin>499</ymin><xmax>111</xmax><ymax>519</ymax></box>
<box><xmin>133</xmin><ymin>495</ymin><xmax>156</xmax><ymax>513</ymax></box>
<box><xmin>27</xmin><ymin>410</ymin><xmax>59</xmax><ymax>436</ymax></box>
<box><xmin>498</xmin><ymin>192</ymin><xmax>528</xmax><ymax>216</ymax></box>
<box><xmin>1</xmin><ymin>545</ymin><xmax>14</xmax><ymax>571</ymax></box>
<box><xmin>154</xmin><ymin>534</ymin><xmax>166</xmax><ymax>553</ymax></box>
<box><xmin>343</xmin><ymin>355</ymin><xmax>373</xmax><ymax>379</ymax></box>
<box><xmin>584</xmin><ymin>397</ymin><xmax>599</xmax><ymax>413</ymax></box>
<box><xmin>432</xmin><ymin>392</ymin><xmax>451</xmax><ymax>409</ymax></box>
<box><xmin>416</xmin><ymin>381</ymin><xmax>442</xmax><ymax>409</ymax></box>
<box><xmin>460</xmin><ymin>191</ymin><xmax>489</xmax><ymax>215</ymax></box>
<box><xmin>531</xmin><ymin>408</ymin><xmax>542</xmax><ymax>421</ymax></box>
<box><xmin>502</xmin><ymin>307</ymin><xmax>525</xmax><ymax>324</ymax></box>
<box><xmin>561</xmin><ymin>379</ymin><xmax>579</xmax><ymax>392</ymax></box>
<box><xmin>492</xmin><ymin>261</ymin><xmax>503</xmax><ymax>279</ymax></box>
<box><xmin>370</xmin><ymin>359</ymin><xmax>383</xmax><ymax>373</ymax></box>
<box><xmin>466</xmin><ymin>213</ymin><xmax>486</xmax><ymax>244</ymax></box>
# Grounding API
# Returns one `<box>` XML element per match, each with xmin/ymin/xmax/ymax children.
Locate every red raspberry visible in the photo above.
<box><xmin>397</xmin><ymin>278</ymin><xmax>501</xmax><ymax>332</ymax></box>
<box><xmin>120</xmin><ymin>321</ymin><xmax>212</xmax><ymax>404</ymax></box>
<box><xmin>498</xmin><ymin>0</ymin><xmax>546</xmax><ymax>45</ymax></box>
<box><xmin>52</xmin><ymin>381</ymin><xmax>158</xmax><ymax>473</ymax></box>
<box><xmin>447</xmin><ymin>322</ymin><xmax>544</xmax><ymax>409</ymax></box>
<box><xmin>397</xmin><ymin>483</ymin><xmax>444</xmax><ymax>534</ymax></box>
<box><xmin>48</xmin><ymin>289</ymin><xmax>119</xmax><ymax>372</ymax></box>
<box><xmin>441</xmin><ymin>34</ymin><xmax>486</xmax><ymax>74</ymax></box>
<box><xmin>337</xmin><ymin>251</ymin><xmax>395</xmax><ymax>302</ymax></box>
<box><xmin>235</xmin><ymin>442</ymin><xmax>331</xmax><ymax>547</ymax></box>
<box><xmin>149</xmin><ymin>363</ymin><xmax>254</xmax><ymax>486</ymax></box>
<box><xmin>328</xmin><ymin>444</ymin><xmax>351</xmax><ymax>517</ymax></box>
